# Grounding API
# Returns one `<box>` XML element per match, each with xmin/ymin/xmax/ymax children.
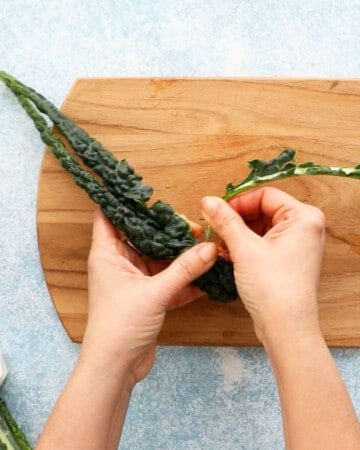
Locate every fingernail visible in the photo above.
<box><xmin>198</xmin><ymin>243</ymin><xmax>217</xmax><ymax>263</ymax></box>
<box><xmin>201</xmin><ymin>196</ymin><xmax>219</xmax><ymax>217</ymax></box>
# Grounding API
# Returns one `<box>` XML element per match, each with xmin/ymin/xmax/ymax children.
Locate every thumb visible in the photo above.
<box><xmin>91</xmin><ymin>207</ymin><xmax>119</xmax><ymax>246</ymax></box>
<box><xmin>154</xmin><ymin>242</ymin><xmax>217</xmax><ymax>300</ymax></box>
<box><xmin>201</xmin><ymin>196</ymin><xmax>255</xmax><ymax>249</ymax></box>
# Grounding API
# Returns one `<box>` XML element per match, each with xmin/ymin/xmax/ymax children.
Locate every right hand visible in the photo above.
<box><xmin>201</xmin><ymin>187</ymin><xmax>326</xmax><ymax>345</ymax></box>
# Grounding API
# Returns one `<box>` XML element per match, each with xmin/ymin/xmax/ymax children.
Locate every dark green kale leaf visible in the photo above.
<box><xmin>0</xmin><ymin>397</ymin><xmax>32</xmax><ymax>450</ymax></box>
<box><xmin>0</xmin><ymin>72</ymin><xmax>237</xmax><ymax>301</ymax></box>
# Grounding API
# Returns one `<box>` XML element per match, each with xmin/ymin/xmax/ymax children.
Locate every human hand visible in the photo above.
<box><xmin>201</xmin><ymin>187</ymin><xmax>325</xmax><ymax>345</ymax></box>
<box><xmin>79</xmin><ymin>208</ymin><xmax>217</xmax><ymax>387</ymax></box>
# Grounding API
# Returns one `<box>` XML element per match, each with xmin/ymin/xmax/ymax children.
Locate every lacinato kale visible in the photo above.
<box><xmin>223</xmin><ymin>149</ymin><xmax>360</xmax><ymax>200</ymax></box>
<box><xmin>0</xmin><ymin>71</ymin><xmax>359</xmax><ymax>302</ymax></box>
<box><xmin>0</xmin><ymin>72</ymin><xmax>237</xmax><ymax>301</ymax></box>
<box><xmin>0</xmin><ymin>397</ymin><xmax>32</xmax><ymax>450</ymax></box>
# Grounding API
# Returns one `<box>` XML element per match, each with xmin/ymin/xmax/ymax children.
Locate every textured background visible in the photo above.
<box><xmin>0</xmin><ymin>1</ymin><xmax>359</xmax><ymax>448</ymax></box>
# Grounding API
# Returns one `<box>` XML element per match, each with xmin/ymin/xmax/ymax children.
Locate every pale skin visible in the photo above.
<box><xmin>36</xmin><ymin>187</ymin><xmax>360</xmax><ymax>450</ymax></box>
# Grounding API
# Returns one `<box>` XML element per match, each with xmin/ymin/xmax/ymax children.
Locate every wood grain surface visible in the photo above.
<box><xmin>37</xmin><ymin>78</ymin><xmax>360</xmax><ymax>346</ymax></box>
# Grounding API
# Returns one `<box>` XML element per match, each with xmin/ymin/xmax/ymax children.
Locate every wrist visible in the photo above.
<box><xmin>260</xmin><ymin>316</ymin><xmax>323</xmax><ymax>354</ymax></box>
<box><xmin>262</xmin><ymin>321</ymin><xmax>325</xmax><ymax>360</ymax></box>
<box><xmin>77</xmin><ymin>346</ymin><xmax>137</xmax><ymax>394</ymax></box>
<box><xmin>255</xmin><ymin>290</ymin><xmax>321</xmax><ymax>348</ymax></box>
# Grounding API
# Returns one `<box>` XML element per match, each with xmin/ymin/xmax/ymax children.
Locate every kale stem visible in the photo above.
<box><xmin>222</xmin><ymin>164</ymin><xmax>360</xmax><ymax>201</ymax></box>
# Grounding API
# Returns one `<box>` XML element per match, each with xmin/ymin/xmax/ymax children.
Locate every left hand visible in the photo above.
<box><xmin>79</xmin><ymin>208</ymin><xmax>217</xmax><ymax>387</ymax></box>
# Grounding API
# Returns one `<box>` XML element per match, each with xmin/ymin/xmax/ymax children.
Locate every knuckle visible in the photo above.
<box><xmin>87</xmin><ymin>245</ymin><xmax>102</xmax><ymax>273</ymax></box>
<box><xmin>87</xmin><ymin>250</ymin><xmax>96</xmax><ymax>273</ymax></box>
<box><xmin>304</xmin><ymin>206</ymin><xmax>326</xmax><ymax>234</ymax></box>
<box><xmin>217</xmin><ymin>213</ymin><xmax>241</xmax><ymax>236</ymax></box>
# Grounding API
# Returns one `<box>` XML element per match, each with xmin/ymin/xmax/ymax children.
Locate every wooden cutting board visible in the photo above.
<box><xmin>37</xmin><ymin>78</ymin><xmax>360</xmax><ymax>346</ymax></box>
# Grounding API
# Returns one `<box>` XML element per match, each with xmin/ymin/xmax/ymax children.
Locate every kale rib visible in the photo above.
<box><xmin>223</xmin><ymin>149</ymin><xmax>360</xmax><ymax>200</ymax></box>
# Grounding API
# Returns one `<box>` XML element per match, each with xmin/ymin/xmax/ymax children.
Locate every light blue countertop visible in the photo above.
<box><xmin>0</xmin><ymin>1</ymin><xmax>359</xmax><ymax>448</ymax></box>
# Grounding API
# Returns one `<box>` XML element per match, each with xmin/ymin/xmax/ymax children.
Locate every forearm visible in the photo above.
<box><xmin>36</xmin><ymin>356</ymin><xmax>134</xmax><ymax>450</ymax></box>
<box><xmin>264</xmin><ymin>327</ymin><xmax>360</xmax><ymax>450</ymax></box>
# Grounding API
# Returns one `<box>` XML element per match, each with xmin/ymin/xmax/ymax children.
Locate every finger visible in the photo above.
<box><xmin>167</xmin><ymin>284</ymin><xmax>206</xmax><ymax>310</ymax></box>
<box><xmin>154</xmin><ymin>242</ymin><xmax>217</xmax><ymax>304</ymax></box>
<box><xmin>201</xmin><ymin>196</ymin><xmax>256</xmax><ymax>246</ymax></box>
<box><xmin>228</xmin><ymin>187</ymin><xmax>301</xmax><ymax>226</ymax></box>
<box><xmin>188</xmin><ymin>220</ymin><xmax>203</xmax><ymax>238</ymax></box>
<box><xmin>90</xmin><ymin>208</ymin><xmax>147</xmax><ymax>273</ymax></box>
<box><xmin>91</xmin><ymin>207</ymin><xmax>119</xmax><ymax>245</ymax></box>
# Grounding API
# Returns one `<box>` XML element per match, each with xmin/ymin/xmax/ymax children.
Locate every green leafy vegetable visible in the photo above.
<box><xmin>224</xmin><ymin>149</ymin><xmax>360</xmax><ymax>200</ymax></box>
<box><xmin>0</xmin><ymin>71</ymin><xmax>237</xmax><ymax>301</ymax></box>
<box><xmin>0</xmin><ymin>72</ymin><xmax>194</xmax><ymax>259</ymax></box>
<box><xmin>0</xmin><ymin>71</ymin><xmax>359</xmax><ymax>302</ymax></box>
<box><xmin>0</xmin><ymin>397</ymin><xmax>32</xmax><ymax>450</ymax></box>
